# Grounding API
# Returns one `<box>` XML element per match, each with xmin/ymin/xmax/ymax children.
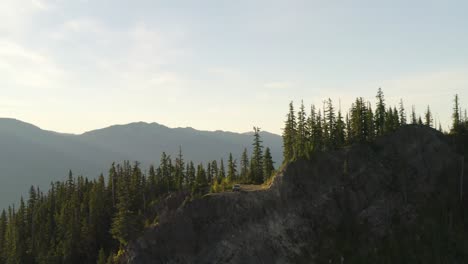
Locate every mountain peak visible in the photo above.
<box><xmin>0</xmin><ymin>118</ymin><xmax>41</xmax><ymax>131</ymax></box>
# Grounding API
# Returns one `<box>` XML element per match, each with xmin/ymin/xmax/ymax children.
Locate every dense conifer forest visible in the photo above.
<box><xmin>0</xmin><ymin>89</ymin><xmax>467</xmax><ymax>263</ymax></box>
<box><xmin>0</xmin><ymin>127</ymin><xmax>275</xmax><ymax>263</ymax></box>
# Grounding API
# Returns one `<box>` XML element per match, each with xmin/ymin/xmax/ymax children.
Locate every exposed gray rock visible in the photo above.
<box><xmin>123</xmin><ymin>125</ymin><xmax>466</xmax><ymax>263</ymax></box>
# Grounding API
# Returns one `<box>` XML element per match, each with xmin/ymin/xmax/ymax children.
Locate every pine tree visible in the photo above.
<box><xmin>89</xmin><ymin>174</ymin><xmax>110</xmax><ymax>257</ymax></box>
<box><xmin>240</xmin><ymin>149</ymin><xmax>249</xmax><ymax>182</ymax></box>
<box><xmin>350</xmin><ymin>97</ymin><xmax>368</xmax><ymax>143</ymax></box>
<box><xmin>26</xmin><ymin>186</ymin><xmax>36</xmax><ymax>259</ymax></box>
<box><xmin>219</xmin><ymin>159</ymin><xmax>225</xmax><ymax>181</ymax></box>
<box><xmin>227</xmin><ymin>153</ymin><xmax>237</xmax><ymax>183</ymax></box>
<box><xmin>282</xmin><ymin>101</ymin><xmax>297</xmax><ymax>161</ymax></box>
<box><xmin>295</xmin><ymin>100</ymin><xmax>308</xmax><ymax>158</ymax></box>
<box><xmin>366</xmin><ymin>103</ymin><xmax>375</xmax><ymax>141</ymax></box>
<box><xmin>394</xmin><ymin>106</ymin><xmax>400</xmax><ymax>128</ymax></box>
<box><xmin>187</xmin><ymin>161</ymin><xmax>196</xmax><ymax>189</ymax></box>
<box><xmin>375</xmin><ymin>88</ymin><xmax>386</xmax><ymax>135</ymax></box>
<box><xmin>411</xmin><ymin>105</ymin><xmax>417</xmax><ymax>124</ymax></box>
<box><xmin>307</xmin><ymin>105</ymin><xmax>317</xmax><ymax>153</ymax></box>
<box><xmin>110</xmin><ymin>168</ymin><xmax>140</xmax><ymax>246</ymax></box>
<box><xmin>452</xmin><ymin>94</ymin><xmax>461</xmax><ymax>132</ymax></box>
<box><xmin>425</xmin><ymin>105</ymin><xmax>433</xmax><ymax>127</ymax></box>
<box><xmin>129</xmin><ymin>161</ymin><xmax>143</xmax><ymax>212</ymax></box>
<box><xmin>324</xmin><ymin>98</ymin><xmax>336</xmax><ymax>149</ymax></box>
<box><xmin>211</xmin><ymin>160</ymin><xmax>219</xmax><ymax>184</ymax></box>
<box><xmin>4</xmin><ymin>206</ymin><xmax>15</xmax><ymax>263</ymax></box>
<box><xmin>335</xmin><ymin>109</ymin><xmax>346</xmax><ymax>148</ymax></box>
<box><xmin>345</xmin><ymin>113</ymin><xmax>351</xmax><ymax>144</ymax></box>
<box><xmin>206</xmin><ymin>162</ymin><xmax>213</xmax><ymax>185</ymax></box>
<box><xmin>399</xmin><ymin>99</ymin><xmax>407</xmax><ymax>125</ymax></box>
<box><xmin>250</xmin><ymin>127</ymin><xmax>264</xmax><ymax>183</ymax></box>
<box><xmin>312</xmin><ymin>109</ymin><xmax>324</xmax><ymax>152</ymax></box>
<box><xmin>193</xmin><ymin>164</ymin><xmax>208</xmax><ymax>195</ymax></box>
<box><xmin>263</xmin><ymin>147</ymin><xmax>275</xmax><ymax>180</ymax></box>
<box><xmin>0</xmin><ymin>210</ymin><xmax>6</xmax><ymax>263</ymax></box>
<box><xmin>16</xmin><ymin>197</ymin><xmax>29</xmax><ymax>263</ymax></box>
<box><xmin>385</xmin><ymin>106</ymin><xmax>399</xmax><ymax>133</ymax></box>
<box><xmin>175</xmin><ymin>146</ymin><xmax>185</xmax><ymax>190</ymax></box>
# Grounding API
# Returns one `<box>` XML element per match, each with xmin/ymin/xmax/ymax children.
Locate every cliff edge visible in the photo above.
<box><xmin>123</xmin><ymin>125</ymin><xmax>467</xmax><ymax>263</ymax></box>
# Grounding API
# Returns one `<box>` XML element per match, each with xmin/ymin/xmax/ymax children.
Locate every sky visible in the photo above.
<box><xmin>1</xmin><ymin>0</ymin><xmax>468</xmax><ymax>135</ymax></box>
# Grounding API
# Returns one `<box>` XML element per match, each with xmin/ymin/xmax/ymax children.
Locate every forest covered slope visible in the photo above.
<box><xmin>123</xmin><ymin>125</ymin><xmax>468</xmax><ymax>263</ymax></box>
<box><xmin>0</xmin><ymin>118</ymin><xmax>282</xmax><ymax>208</ymax></box>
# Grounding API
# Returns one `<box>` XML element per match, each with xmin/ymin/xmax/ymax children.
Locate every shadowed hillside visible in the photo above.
<box><xmin>123</xmin><ymin>125</ymin><xmax>468</xmax><ymax>263</ymax></box>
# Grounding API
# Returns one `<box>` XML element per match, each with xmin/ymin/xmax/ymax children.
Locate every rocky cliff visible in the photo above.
<box><xmin>123</xmin><ymin>125</ymin><xmax>468</xmax><ymax>263</ymax></box>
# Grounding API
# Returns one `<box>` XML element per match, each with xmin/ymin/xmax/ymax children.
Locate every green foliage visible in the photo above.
<box><xmin>425</xmin><ymin>105</ymin><xmax>433</xmax><ymax>127</ymax></box>
<box><xmin>399</xmin><ymin>99</ymin><xmax>407</xmax><ymax>125</ymax></box>
<box><xmin>283</xmin><ymin>101</ymin><xmax>297</xmax><ymax>161</ymax></box>
<box><xmin>97</xmin><ymin>248</ymin><xmax>106</xmax><ymax>264</ymax></box>
<box><xmin>193</xmin><ymin>164</ymin><xmax>208</xmax><ymax>195</ymax></box>
<box><xmin>0</xmin><ymin>135</ymin><xmax>277</xmax><ymax>263</ymax></box>
<box><xmin>250</xmin><ymin>127</ymin><xmax>264</xmax><ymax>184</ymax></box>
<box><xmin>240</xmin><ymin>148</ymin><xmax>249</xmax><ymax>182</ymax></box>
<box><xmin>411</xmin><ymin>105</ymin><xmax>417</xmax><ymax>124</ymax></box>
<box><xmin>227</xmin><ymin>153</ymin><xmax>237</xmax><ymax>183</ymax></box>
<box><xmin>282</xmin><ymin>89</ymin><xmax>466</xmax><ymax>164</ymax></box>
<box><xmin>263</xmin><ymin>147</ymin><xmax>275</xmax><ymax>180</ymax></box>
<box><xmin>375</xmin><ymin>87</ymin><xmax>386</xmax><ymax>136</ymax></box>
<box><xmin>295</xmin><ymin>100</ymin><xmax>308</xmax><ymax>158</ymax></box>
<box><xmin>4</xmin><ymin>87</ymin><xmax>466</xmax><ymax>263</ymax></box>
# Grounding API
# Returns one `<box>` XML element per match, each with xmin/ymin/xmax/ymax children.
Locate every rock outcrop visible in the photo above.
<box><xmin>123</xmin><ymin>125</ymin><xmax>468</xmax><ymax>263</ymax></box>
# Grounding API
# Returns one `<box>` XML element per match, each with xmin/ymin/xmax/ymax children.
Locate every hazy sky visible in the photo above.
<box><xmin>1</xmin><ymin>0</ymin><xmax>468</xmax><ymax>134</ymax></box>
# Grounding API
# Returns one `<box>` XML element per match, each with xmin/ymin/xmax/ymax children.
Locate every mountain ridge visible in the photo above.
<box><xmin>0</xmin><ymin>118</ymin><xmax>283</xmax><ymax>209</ymax></box>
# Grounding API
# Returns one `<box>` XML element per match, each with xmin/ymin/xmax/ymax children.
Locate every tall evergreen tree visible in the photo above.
<box><xmin>312</xmin><ymin>109</ymin><xmax>324</xmax><ymax>152</ymax></box>
<box><xmin>0</xmin><ymin>210</ymin><xmax>6</xmax><ymax>263</ymax></box>
<box><xmin>425</xmin><ymin>105</ymin><xmax>433</xmax><ymax>127</ymax></box>
<box><xmin>366</xmin><ymin>103</ymin><xmax>375</xmax><ymax>141</ymax></box>
<box><xmin>335</xmin><ymin>109</ymin><xmax>346</xmax><ymax>148</ymax></box>
<box><xmin>187</xmin><ymin>161</ymin><xmax>196</xmax><ymax>189</ymax></box>
<box><xmin>227</xmin><ymin>153</ymin><xmax>237</xmax><ymax>183</ymax></box>
<box><xmin>263</xmin><ymin>147</ymin><xmax>275</xmax><ymax>180</ymax></box>
<box><xmin>110</xmin><ymin>168</ymin><xmax>140</xmax><ymax>247</ymax></box>
<box><xmin>282</xmin><ymin>101</ymin><xmax>297</xmax><ymax>161</ymax></box>
<box><xmin>307</xmin><ymin>105</ymin><xmax>317</xmax><ymax>153</ymax></box>
<box><xmin>295</xmin><ymin>100</ymin><xmax>308</xmax><ymax>158</ymax></box>
<box><xmin>175</xmin><ymin>146</ymin><xmax>185</xmax><ymax>190</ymax></box>
<box><xmin>324</xmin><ymin>98</ymin><xmax>336</xmax><ymax>149</ymax></box>
<box><xmin>193</xmin><ymin>164</ymin><xmax>208</xmax><ymax>195</ymax></box>
<box><xmin>399</xmin><ymin>99</ymin><xmax>407</xmax><ymax>125</ymax></box>
<box><xmin>206</xmin><ymin>163</ymin><xmax>213</xmax><ymax>185</ymax></box>
<box><xmin>452</xmin><ymin>94</ymin><xmax>461</xmax><ymax>132</ymax></box>
<box><xmin>350</xmin><ymin>97</ymin><xmax>369</xmax><ymax>143</ymax></box>
<box><xmin>345</xmin><ymin>113</ymin><xmax>351</xmax><ymax>144</ymax></box>
<box><xmin>250</xmin><ymin>127</ymin><xmax>264</xmax><ymax>183</ymax></box>
<box><xmin>218</xmin><ymin>159</ymin><xmax>225</xmax><ymax>181</ymax></box>
<box><xmin>210</xmin><ymin>160</ymin><xmax>219</xmax><ymax>184</ymax></box>
<box><xmin>411</xmin><ymin>105</ymin><xmax>417</xmax><ymax>124</ymax></box>
<box><xmin>240</xmin><ymin>149</ymin><xmax>249</xmax><ymax>182</ymax></box>
<box><xmin>394</xmin><ymin>106</ymin><xmax>400</xmax><ymax>128</ymax></box>
<box><xmin>375</xmin><ymin>88</ymin><xmax>386</xmax><ymax>135</ymax></box>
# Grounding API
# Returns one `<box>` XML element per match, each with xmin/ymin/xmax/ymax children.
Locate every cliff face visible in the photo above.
<box><xmin>123</xmin><ymin>126</ymin><xmax>468</xmax><ymax>263</ymax></box>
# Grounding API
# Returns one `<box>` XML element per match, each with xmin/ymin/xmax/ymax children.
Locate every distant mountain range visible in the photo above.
<box><xmin>0</xmin><ymin>118</ymin><xmax>282</xmax><ymax>209</ymax></box>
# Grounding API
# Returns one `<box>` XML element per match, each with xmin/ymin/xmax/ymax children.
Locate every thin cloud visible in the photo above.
<box><xmin>264</xmin><ymin>82</ymin><xmax>293</xmax><ymax>89</ymax></box>
<box><xmin>0</xmin><ymin>40</ymin><xmax>66</xmax><ymax>89</ymax></box>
